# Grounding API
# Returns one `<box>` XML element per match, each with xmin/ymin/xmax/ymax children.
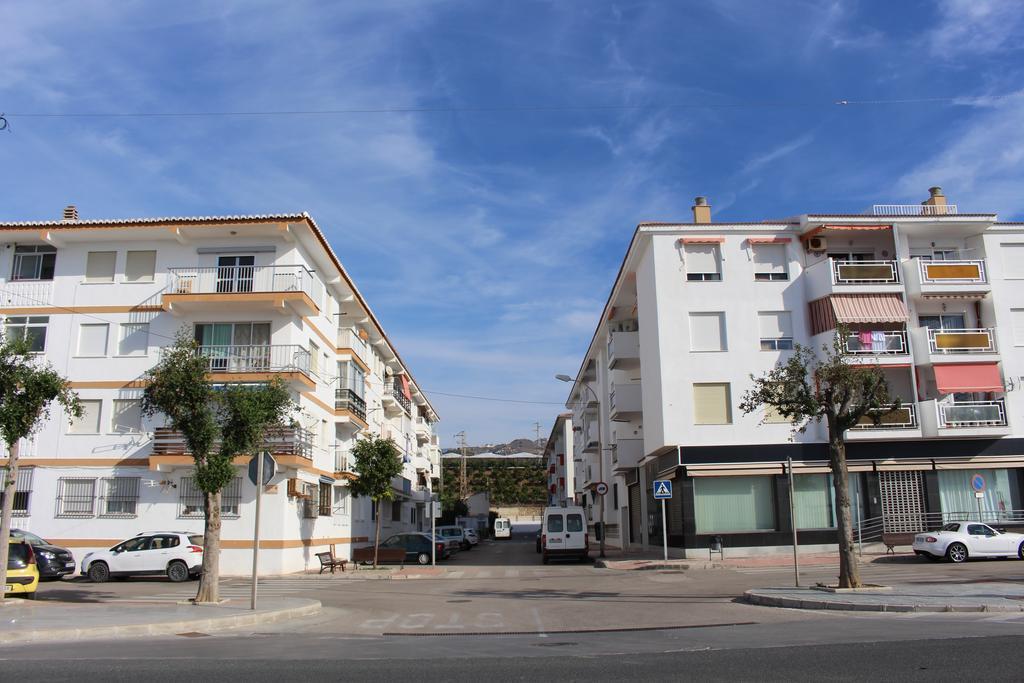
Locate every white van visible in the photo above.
<box><xmin>541</xmin><ymin>506</ymin><xmax>589</xmax><ymax>564</ymax></box>
<box><xmin>494</xmin><ymin>518</ymin><xmax>512</xmax><ymax>539</ymax></box>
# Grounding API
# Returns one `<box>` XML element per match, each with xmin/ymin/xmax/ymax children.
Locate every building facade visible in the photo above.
<box><xmin>542</xmin><ymin>413</ymin><xmax>576</xmax><ymax>507</ymax></box>
<box><xmin>557</xmin><ymin>188</ymin><xmax>1024</xmax><ymax>556</ymax></box>
<box><xmin>0</xmin><ymin>208</ymin><xmax>440</xmax><ymax>574</ymax></box>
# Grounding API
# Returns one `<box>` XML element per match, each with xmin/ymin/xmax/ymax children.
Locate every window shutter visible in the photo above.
<box><xmin>70</xmin><ymin>400</ymin><xmax>102</xmax><ymax>434</ymax></box>
<box><xmin>78</xmin><ymin>324</ymin><xmax>109</xmax><ymax>356</ymax></box>
<box><xmin>1002</xmin><ymin>244</ymin><xmax>1024</xmax><ymax>278</ymax></box>
<box><xmin>1012</xmin><ymin>309</ymin><xmax>1024</xmax><ymax>346</ymax></box>
<box><xmin>689</xmin><ymin>312</ymin><xmax>726</xmax><ymax>351</ymax></box>
<box><xmin>684</xmin><ymin>244</ymin><xmax>720</xmax><ymax>273</ymax></box>
<box><xmin>758</xmin><ymin>311</ymin><xmax>793</xmax><ymax>338</ymax></box>
<box><xmin>111</xmin><ymin>399</ymin><xmax>142</xmax><ymax>433</ymax></box>
<box><xmin>125</xmin><ymin>250</ymin><xmax>157</xmax><ymax>283</ymax></box>
<box><xmin>693</xmin><ymin>383</ymin><xmax>732</xmax><ymax>425</ymax></box>
<box><xmin>752</xmin><ymin>244</ymin><xmax>786</xmax><ymax>273</ymax></box>
<box><xmin>118</xmin><ymin>323</ymin><xmax>149</xmax><ymax>356</ymax></box>
<box><xmin>85</xmin><ymin>251</ymin><xmax>116</xmax><ymax>282</ymax></box>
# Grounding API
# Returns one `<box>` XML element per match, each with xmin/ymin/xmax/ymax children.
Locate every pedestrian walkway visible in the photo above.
<box><xmin>745</xmin><ymin>583</ymin><xmax>1024</xmax><ymax>613</ymax></box>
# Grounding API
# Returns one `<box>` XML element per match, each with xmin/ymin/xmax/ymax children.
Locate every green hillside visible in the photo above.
<box><xmin>440</xmin><ymin>457</ymin><xmax>547</xmax><ymax>507</ymax></box>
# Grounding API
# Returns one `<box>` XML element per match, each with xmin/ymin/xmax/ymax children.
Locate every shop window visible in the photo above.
<box><xmin>693</xmin><ymin>476</ymin><xmax>775</xmax><ymax>533</ymax></box>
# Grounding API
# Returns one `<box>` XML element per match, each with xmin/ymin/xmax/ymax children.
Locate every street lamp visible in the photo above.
<box><xmin>555</xmin><ymin>374</ymin><xmax>605</xmax><ymax>559</ymax></box>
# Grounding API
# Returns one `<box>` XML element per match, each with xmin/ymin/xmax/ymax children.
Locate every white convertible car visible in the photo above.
<box><xmin>913</xmin><ymin>522</ymin><xmax>1024</xmax><ymax>563</ymax></box>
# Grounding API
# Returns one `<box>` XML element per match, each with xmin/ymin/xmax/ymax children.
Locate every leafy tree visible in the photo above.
<box><xmin>348</xmin><ymin>434</ymin><xmax>403</xmax><ymax>566</ymax></box>
<box><xmin>739</xmin><ymin>331</ymin><xmax>899</xmax><ymax>588</ymax></box>
<box><xmin>0</xmin><ymin>336</ymin><xmax>80</xmax><ymax>603</ymax></box>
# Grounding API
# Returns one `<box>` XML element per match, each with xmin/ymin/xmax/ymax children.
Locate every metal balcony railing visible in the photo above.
<box><xmin>167</xmin><ymin>265</ymin><xmax>317</xmax><ymax>299</ymax></box>
<box><xmin>844</xmin><ymin>331</ymin><xmax>907</xmax><ymax>355</ymax></box>
<box><xmin>196</xmin><ymin>344</ymin><xmax>311</xmax><ymax>375</ymax></box>
<box><xmin>872</xmin><ymin>204</ymin><xmax>958</xmax><ymax>216</ymax></box>
<box><xmin>918</xmin><ymin>259</ymin><xmax>987</xmax><ymax>284</ymax></box>
<box><xmin>937</xmin><ymin>399</ymin><xmax>1007</xmax><ymax>428</ymax></box>
<box><xmin>384</xmin><ymin>380</ymin><xmax>411</xmax><ymax>414</ymax></box>
<box><xmin>335</xmin><ymin>388</ymin><xmax>367</xmax><ymax>421</ymax></box>
<box><xmin>927</xmin><ymin>328</ymin><xmax>996</xmax><ymax>354</ymax></box>
<box><xmin>851</xmin><ymin>403</ymin><xmax>917</xmax><ymax>430</ymax></box>
<box><xmin>830</xmin><ymin>259</ymin><xmax>900</xmax><ymax>284</ymax></box>
<box><xmin>152</xmin><ymin>426</ymin><xmax>313</xmax><ymax>459</ymax></box>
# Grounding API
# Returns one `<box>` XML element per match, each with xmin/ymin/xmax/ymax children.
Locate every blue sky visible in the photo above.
<box><xmin>3</xmin><ymin>1</ymin><xmax>1024</xmax><ymax>446</ymax></box>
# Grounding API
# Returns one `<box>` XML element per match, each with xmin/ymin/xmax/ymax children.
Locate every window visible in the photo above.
<box><xmin>793</xmin><ymin>474</ymin><xmax>835</xmax><ymax>529</ymax></box>
<box><xmin>763</xmin><ymin>405</ymin><xmax>790</xmax><ymax>424</ymax></box>
<box><xmin>693</xmin><ymin>383</ymin><xmax>732</xmax><ymax>425</ymax></box>
<box><xmin>85</xmin><ymin>251</ymin><xmax>116</xmax><ymax>283</ymax></box>
<box><xmin>0</xmin><ymin>467</ymin><xmax>33</xmax><ymax>517</ymax></box>
<box><xmin>111</xmin><ymin>399</ymin><xmax>142</xmax><ymax>433</ymax></box>
<box><xmin>118</xmin><ymin>323</ymin><xmax>149</xmax><ymax>356</ymax></box>
<box><xmin>1013</xmin><ymin>309</ymin><xmax>1024</xmax><ymax>346</ymax></box>
<box><xmin>319</xmin><ymin>482</ymin><xmax>332</xmax><ymax>517</ymax></box>
<box><xmin>77</xmin><ymin>323</ymin><xmax>109</xmax><ymax>356</ymax></box>
<box><xmin>216</xmin><ymin>255</ymin><xmax>255</xmax><ymax>293</ymax></box>
<box><xmin>752</xmin><ymin>244</ymin><xmax>788</xmax><ymax>281</ymax></box>
<box><xmin>693</xmin><ymin>476</ymin><xmax>775</xmax><ymax>533</ymax></box>
<box><xmin>124</xmin><ymin>250</ymin><xmax>156</xmax><ymax>283</ymax></box>
<box><xmin>151</xmin><ymin>534</ymin><xmax>180</xmax><ymax>549</ymax></box>
<box><xmin>1001</xmin><ymin>243</ymin><xmax>1024</xmax><ymax>278</ymax></box>
<box><xmin>689</xmin><ymin>312</ymin><xmax>727</xmax><ymax>352</ymax></box>
<box><xmin>759</xmin><ymin>311</ymin><xmax>794</xmax><ymax>351</ymax></box>
<box><xmin>613</xmin><ymin>483</ymin><xmax>619</xmax><ymax>510</ymax></box>
<box><xmin>338</xmin><ymin>361</ymin><xmax>366</xmax><ymax>398</ymax></box>
<box><xmin>566</xmin><ymin>513</ymin><xmax>584</xmax><ymax>532</ymax></box>
<box><xmin>11</xmin><ymin>245</ymin><xmax>56</xmax><ymax>281</ymax></box>
<box><xmin>938</xmin><ymin>469</ymin><xmax>1021</xmax><ymax>518</ymax></box>
<box><xmin>221</xmin><ymin>477</ymin><xmax>242</xmax><ymax>516</ymax></box>
<box><xmin>547</xmin><ymin>514</ymin><xmax>564</xmax><ymax>532</ymax></box>
<box><xmin>179</xmin><ymin>476</ymin><xmax>242</xmax><ymax>517</ymax></box>
<box><xmin>69</xmin><ymin>400</ymin><xmax>102</xmax><ymax>434</ymax></box>
<box><xmin>333</xmin><ymin>487</ymin><xmax>349</xmax><ymax>515</ymax></box>
<box><xmin>56</xmin><ymin>477</ymin><xmax>96</xmax><ymax>517</ymax></box>
<box><xmin>684</xmin><ymin>243</ymin><xmax>722</xmax><ymax>281</ymax></box>
<box><xmin>100</xmin><ymin>476</ymin><xmax>140</xmax><ymax>516</ymax></box>
<box><xmin>391</xmin><ymin>500</ymin><xmax>402</xmax><ymax>522</ymax></box>
<box><xmin>5</xmin><ymin>316</ymin><xmax>48</xmax><ymax>353</ymax></box>
<box><xmin>194</xmin><ymin>322</ymin><xmax>271</xmax><ymax>371</ymax></box>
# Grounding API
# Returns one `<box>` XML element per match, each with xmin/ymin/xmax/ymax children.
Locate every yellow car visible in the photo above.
<box><xmin>5</xmin><ymin>541</ymin><xmax>40</xmax><ymax>599</ymax></box>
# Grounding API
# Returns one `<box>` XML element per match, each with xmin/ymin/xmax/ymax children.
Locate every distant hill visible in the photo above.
<box><xmin>442</xmin><ymin>437</ymin><xmax>542</xmax><ymax>457</ymax></box>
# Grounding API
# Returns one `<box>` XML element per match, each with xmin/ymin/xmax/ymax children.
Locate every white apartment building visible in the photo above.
<box><xmin>558</xmin><ymin>188</ymin><xmax>1024</xmax><ymax>556</ymax></box>
<box><xmin>542</xmin><ymin>413</ymin><xmax>576</xmax><ymax>507</ymax></box>
<box><xmin>0</xmin><ymin>207</ymin><xmax>440</xmax><ymax>574</ymax></box>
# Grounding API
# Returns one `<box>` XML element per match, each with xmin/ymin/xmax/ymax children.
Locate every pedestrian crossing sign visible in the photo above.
<box><xmin>653</xmin><ymin>479</ymin><xmax>672</xmax><ymax>499</ymax></box>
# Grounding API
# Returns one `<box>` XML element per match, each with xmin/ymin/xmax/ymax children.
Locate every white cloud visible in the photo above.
<box><xmin>928</xmin><ymin>0</ymin><xmax>1024</xmax><ymax>58</ymax></box>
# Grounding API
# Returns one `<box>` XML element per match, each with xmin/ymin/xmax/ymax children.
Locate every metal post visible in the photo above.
<box><xmin>787</xmin><ymin>456</ymin><xmax>799</xmax><ymax>588</ymax></box>
<box><xmin>977</xmin><ymin>495</ymin><xmax>984</xmax><ymax>523</ymax></box>
<box><xmin>585</xmin><ymin>383</ymin><xmax>606</xmax><ymax>559</ymax></box>
<box><xmin>431</xmin><ymin>499</ymin><xmax>437</xmax><ymax>566</ymax></box>
<box><xmin>856</xmin><ymin>486</ymin><xmax>863</xmax><ymax>557</ymax></box>
<box><xmin>661</xmin><ymin>499</ymin><xmax>668</xmax><ymax>562</ymax></box>
<box><xmin>250</xmin><ymin>453</ymin><xmax>264</xmax><ymax>611</ymax></box>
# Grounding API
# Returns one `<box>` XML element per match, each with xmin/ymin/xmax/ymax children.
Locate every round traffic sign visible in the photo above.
<box><xmin>971</xmin><ymin>473</ymin><xmax>986</xmax><ymax>493</ymax></box>
<box><xmin>595</xmin><ymin>481</ymin><xmax>609</xmax><ymax>496</ymax></box>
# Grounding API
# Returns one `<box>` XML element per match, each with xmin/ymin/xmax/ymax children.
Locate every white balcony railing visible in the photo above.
<box><xmin>831</xmin><ymin>259</ymin><xmax>900</xmax><ymax>284</ymax></box>
<box><xmin>333</xmin><ymin>447</ymin><xmax>353</xmax><ymax>473</ymax></box>
<box><xmin>852</xmin><ymin>403</ymin><xmax>917</xmax><ymax>430</ymax></box>
<box><xmin>195</xmin><ymin>344</ymin><xmax>311</xmax><ymax>374</ymax></box>
<box><xmin>872</xmin><ymin>204</ymin><xmax>959</xmax><ymax>216</ymax></box>
<box><xmin>337</xmin><ymin>327</ymin><xmax>371</xmax><ymax>364</ymax></box>
<box><xmin>918</xmin><ymin>259</ymin><xmax>987</xmax><ymax>284</ymax></box>
<box><xmin>927</xmin><ymin>328</ymin><xmax>996</xmax><ymax>354</ymax></box>
<box><xmin>1</xmin><ymin>280</ymin><xmax>53</xmax><ymax>307</ymax></box>
<box><xmin>844</xmin><ymin>331</ymin><xmax>907</xmax><ymax>355</ymax></box>
<box><xmin>167</xmin><ymin>265</ymin><xmax>319</xmax><ymax>300</ymax></box>
<box><xmin>937</xmin><ymin>400</ymin><xmax>1007</xmax><ymax>428</ymax></box>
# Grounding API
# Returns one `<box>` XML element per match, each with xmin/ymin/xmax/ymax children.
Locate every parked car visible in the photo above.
<box><xmin>437</xmin><ymin>525</ymin><xmax>472</xmax><ymax>551</ymax></box>
<box><xmin>494</xmin><ymin>518</ymin><xmax>512</xmax><ymax>539</ymax></box>
<box><xmin>81</xmin><ymin>531</ymin><xmax>204</xmax><ymax>583</ymax></box>
<box><xmin>10</xmin><ymin>529</ymin><xmax>76</xmax><ymax>580</ymax></box>
<box><xmin>913</xmin><ymin>522</ymin><xmax>1024</xmax><ymax>563</ymax></box>
<box><xmin>352</xmin><ymin>533</ymin><xmax>449</xmax><ymax>565</ymax></box>
<box><xmin>462</xmin><ymin>528</ymin><xmax>480</xmax><ymax>546</ymax></box>
<box><xmin>541</xmin><ymin>506</ymin><xmax>589</xmax><ymax>564</ymax></box>
<box><xmin>5</xmin><ymin>540</ymin><xmax>39</xmax><ymax>600</ymax></box>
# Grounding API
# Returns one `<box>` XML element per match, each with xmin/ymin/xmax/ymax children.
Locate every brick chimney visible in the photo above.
<box><xmin>62</xmin><ymin>205</ymin><xmax>79</xmax><ymax>222</ymax></box>
<box><xmin>921</xmin><ymin>187</ymin><xmax>948</xmax><ymax>215</ymax></box>
<box><xmin>691</xmin><ymin>196</ymin><xmax>711</xmax><ymax>224</ymax></box>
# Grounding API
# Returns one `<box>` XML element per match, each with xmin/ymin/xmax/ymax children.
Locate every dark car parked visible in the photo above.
<box><xmin>10</xmin><ymin>529</ymin><xmax>76</xmax><ymax>580</ymax></box>
<box><xmin>352</xmin><ymin>533</ymin><xmax>450</xmax><ymax>565</ymax></box>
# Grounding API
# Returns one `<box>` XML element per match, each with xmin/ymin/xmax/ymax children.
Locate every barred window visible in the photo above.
<box><xmin>179</xmin><ymin>476</ymin><xmax>242</xmax><ymax>518</ymax></box>
<box><xmin>391</xmin><ymin>500</ymin><xmax>402</xmax><ymax>522</ymax></box>
<box><xmin>0</xmin><ymin>467</ymin><xmax>33</xmax><ymax>517</ymax></box>
<box><xmin>319</xmin><ymin>482</ymin><xmax>332</xmax><ymax>517</ymax></box>
<box><xmin>101</xmin><ymin>477</ymin><xmax>140</xmax><ymax>517</ymax></box>
<box><xmin>56</xmin><ymin>477</ymin><xmax>96</xmax><ymax>517</ymax></box>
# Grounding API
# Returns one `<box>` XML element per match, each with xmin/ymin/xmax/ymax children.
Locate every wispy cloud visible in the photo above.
<box><xmin>741</xmin><ymin>133</ymin><xmax>815</xmax><ymax>175</ymax></box>
<box><xmin>927</xmin><ymin>0</ymin><xmax>1024</xmax><ymax>58</ymax></box>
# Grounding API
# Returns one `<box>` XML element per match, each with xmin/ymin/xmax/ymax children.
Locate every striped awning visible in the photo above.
<box><xmin>801</xmin><ymin>224</ymin><xmax>892</xmax><ymax>240</ymax></box>
<box><xmin>679</xmin><ymin>236</ymin><xmax>725</xmax><ymax>244</ymax></box>
<box><xmin>830</xmin><ymin>294</ymin><xmax>908</xmax><ymax>323</ymax></box>
<box><xmin>746</xmin><ymin>236</ymin><xmax>792</xmax><ymax>244</ymax></box>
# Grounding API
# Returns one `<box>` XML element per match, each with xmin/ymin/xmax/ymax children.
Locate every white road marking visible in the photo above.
<box><xmin>532</xmin><ymin>606</ymin><xmax>548</xmax><ymax>638</ymax></box>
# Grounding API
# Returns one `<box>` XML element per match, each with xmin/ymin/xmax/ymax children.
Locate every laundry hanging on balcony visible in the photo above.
<box><xmin>933</xmin><ymin>363</ymin><xmax>1004</xmax><ymax>394</ymax></box>
<box><xmin>809</xmin><ymin>293</ymin><xmax>908</xmax><ymax>335</ymax></box>
<box><xmin>399</xmin><ymin>373</ymin><xmax>412</xmax><ymax>401</ymax></box>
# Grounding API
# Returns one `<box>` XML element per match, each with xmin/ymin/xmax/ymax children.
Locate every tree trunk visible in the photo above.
<box><xmin>0</xmin><ymin>441</ymin><xmax>19</xmax><ymax>604</ymax></box>
<box><xmin>373</xmin><ymin>499</ymin><xmax>382</xmax><ymax>568</ymax></box>
<box><xmin>827</xmin><ymin>416</ymin><xmax>861</xmax><ymax>588</ymax></box>
<box><xmin>195</xmin><ymin>490</ymin><xmax>222</xmax><ymax>603</ymax></box>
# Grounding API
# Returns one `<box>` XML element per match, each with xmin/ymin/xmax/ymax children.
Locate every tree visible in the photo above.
<box><xmin>739</xmin><ymin>331</ymin><xmax>899</xmax><ymax>588</ymax></box>
<box><xmin>0</xmin><ymin>336</ymin><xmax>80</xmax><ymax>603</ymax></box>
<box><xmin>348</xmin><ymin>435</ymin><xmax>403</xmax><ymax>567</ymax></box>
<box><xmin>142</xmin><ymin>330</ymin><xmax>295</xmax><ymax>603</ymax></box>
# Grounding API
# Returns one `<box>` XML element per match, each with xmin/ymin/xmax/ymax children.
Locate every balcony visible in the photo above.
<box><xmin>612</xmin><ymin>438</ymin><xmax>644</xmax><ymax>472</ymax></box>
<box><xmin>609</xmin><ymin>382</ymin><xmax>642</xmax><ymax>421</ymax></box>
<box><xmin>920</xmin><ymin>399</ymin><xmax>1010</xmax><ymax>437</ymax></box>
<box><xmin>1</xmin><ymin>280</ymin><xmax>53</xmax><ymax>308</ymax></box>
<box><xmin>852</xmin><ymin>404</ymin><xmax>917</xmax><ymax>430</ymax></box>
<box><xmin>872</xmin><ymin>204</ymin><xmax>959</xmax><ymax>216</ymax></box>
<box><xmin>607</xmin><ymin>330</ymin><xmax>640</xmax><ymax>369</ymax></box>
<box><xmin>333</xmin><ymin>447</ymin><xmax>357</xmax><ymax>479</ymax></box>
<box><xmin>904</xmin><ymin>259</ymin><xmax>989</xmax><ymax>299</ymax></box>
<box><xmin>805</xmin><ymin>258</ymin><xmax>903</xmax><ymax>300</ymax></box>
<box><xmin>335</xmin><ymin>388</ymin><xmax>367</xmax><ymax>422</ymax></box>
<box><xmin>843</xmin><ymin>331</ymin><xmax>908</xmax><ymax>354</ymax></box>
<box><xmin>382</xmin><ymin>379</ymin><xmax>411</xmax><ymax>416</ymax></box>
<box><xmin>911</xmin><ymin>327</ymin><xmax>997</xmax><ymax>365</ymax></box>
<box><xmin>150</xmin><ymin>426</ymin><xmax>312</xmax><ymax>470</ymax></box>
<box><xmin>196</xmin><ymin>344</ymin><xmax>314</xmax><ymax>388</ymax></box>
<box><xmin>163</xmin><ymin>265</ymin><xmax>321</xmax><ymax>316</ymax></box>
<box><xmin>337</xmin><ymin>328</ymin><xmax>371</xmax><ymax>368</ymax></box>
<box><xmin>581</xmin><ymin>420</ymin><xmax>599</xmax><ymax>453</ymax></box>
<box><xmin>415</xmin><ymin>416</ymin><xmax>431</xmax><ymax>443</ymax></box>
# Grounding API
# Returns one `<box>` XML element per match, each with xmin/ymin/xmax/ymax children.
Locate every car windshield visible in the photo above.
<box><xmin>10</xmin><ymin>530</ymin><xmax>47</xmax><ymax>545</ymax></box>
<box><xmin>941</xmin><ymin>523</ymin><xmax>961</xmax><ymax>532</ymax></box>
<box><xmin>7</xmin><ymin>543</ymin><xmax>30</xmax><ymax>569</ymax></box>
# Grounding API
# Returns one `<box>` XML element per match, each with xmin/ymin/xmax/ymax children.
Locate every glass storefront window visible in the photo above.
<box><xmin>694</xmin><ymin>476</ymin><xmax>775</xmax><ymax>533</ymax></box>
<box><xmin>794</xmin><ymin>474</ymin><xmax>833</xmax><ymax>529</ymax></box>
<box><xmin>938</xmin><ymin>469</ymin><xmax>1021</xmax><ymax>521</ymax></box>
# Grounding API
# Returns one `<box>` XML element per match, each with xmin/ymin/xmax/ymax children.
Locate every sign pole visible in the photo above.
<box><xmin>787</xmin><ymin>456</ymin><xmax>799</xmax><ymax>588</ymax></box>
<box><xmin>661</xmin><ymin>498</ymin><xmax>668</xmax><ymax>562</ymax></box>
<box><xmin>250</xmin><ymin>452</ymin><xmax>264</xmax><ymax>611</ymax></box>
<box><xmin>431</xmin><ymin>499</ymin><xmax>437</xmax><ymax>567</ymax></box>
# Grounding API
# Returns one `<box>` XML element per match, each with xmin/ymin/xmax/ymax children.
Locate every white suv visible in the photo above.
<box><xmin>82</xmin><ymin>532</ymin><xmax>204</xmax><ymax>583</ymax></box>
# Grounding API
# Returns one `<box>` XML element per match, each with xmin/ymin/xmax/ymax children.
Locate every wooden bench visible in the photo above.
<box><xmin>351</xmin><ymin>545</ymin><xmax>407</xmax><ymax>566</ymax></box>
<box><xmin>315</xmin><ymin>548</ymin><xmax>348</xmax><ymax>574</ymax></box>
<box><xmin>881</xmin><ymin>532</ymin><xmax>917</xmax><ymax>554</ymax></box>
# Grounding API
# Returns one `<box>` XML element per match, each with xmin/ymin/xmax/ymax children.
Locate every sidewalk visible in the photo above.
<box><xmin>596</xmin><ymin>551</ymin><xmax>902</xmax><ymax>571</ymax></box>
<box><xmin>745</xmin><ymin>583</ymin><xmax>1024</xmax><ymax>613</ymax></box>
<box><xmin>0</xmin><ymin>597</ymin><xmax>320</xmax><ymax>644</ymax></box>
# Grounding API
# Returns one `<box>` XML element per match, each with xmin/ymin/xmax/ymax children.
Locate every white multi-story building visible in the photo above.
<box><xmin>542</xmin><ymin>413</ymin><xmax>576</xmax><ymax>507</ymax></box>
<box><xmin>0</xmin><ymin>207</ymin><xmax>440</xmax><ymax>574</ymax></box>
<box><xmin>557</xmin><ymin>188</ymin><xmax>1024</xmax><ymax>556</ymax></box>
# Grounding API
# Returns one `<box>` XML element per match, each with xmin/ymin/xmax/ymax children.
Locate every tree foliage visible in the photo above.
<box><xmin>349</xmin><ymin>434</ymin><xmax>404</xmax><ymax>566</ymax></box>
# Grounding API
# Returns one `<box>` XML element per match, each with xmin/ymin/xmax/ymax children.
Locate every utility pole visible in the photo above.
<box><xmin>533</xmin><ymin>421</ymin><xmax>543</xmax><ymax>451</ymax></box>
<box><xmin>455</xmin><ymin>431</ymin><xmax>468</xmax><ymax>501</ymax></box>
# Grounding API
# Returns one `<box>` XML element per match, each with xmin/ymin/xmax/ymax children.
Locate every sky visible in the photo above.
<box><xmin>3</xmin><ymin>0</ymin><xmax>1024</xmax><ymax>447</ymax></box>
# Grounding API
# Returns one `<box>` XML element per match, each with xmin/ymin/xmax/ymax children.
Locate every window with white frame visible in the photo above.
<box><xmin>1011</xmin><ymin>309</ymin><xmax>1024</xmax><ymax>346</ymax></box>
<box><xmin>111</xmin><ymin>399</ymin><xmax>142</xmax><ymax>433</ymax></box>
<box><xmin>5</xmin><ymin>316</ymin><xmax>48</xmax><ymax>353</ymax></box>
<box><xmin>333</xmin><ymin>486</ymin><xmax>349</xmax><ymax>515</ymax></box>
<box><xmin>69</xmin><ymin>400</ymin><xmax>102</xmax><ymax>434</ymax></box>
<box><xmin>56</xmin><ymin>477</ymin><xmax>96</xmax><ymax>517</ymax></box>
<box><xmin>692</xmin><ymin>383</ymin><xmax>733</xmax><ymax>425</ymax></box>
<box><xmin>118</xmin><ymin>323</ymin><xmax>149</xmax><ymax>356</ymax></box>
<box><xmin>179</xmin><ymin>476</ymin><xmax>242</xmax><ymax>518</ymax></box>
<box><xmin>85</xmin><ymin>251</ymin><xmax>116</xmax><ymax>283</ymax></box>
<box><xmin>688</xmin><ymin>312</ymin><xmax>727</xmax><ymax>352</ymax></box>
<box><xmin>684</xmin><ymin>243</ymin><xmax>722</xmax><ymax>281</ymax></box>
<box><xmin>752</xmin><ymin>244</ymin><xmax>788</xmax><ymax>281</ymax></box>
<box><xmin>11</xmin><ymin>245</ymin><xmax>56</xmax><ymax>281</ymax></box>
<box><xmin>124</xmin><ymin>250</ymin><xmax>156</xmax><ymax>283</ymax></box>
<box><xmin>0</xmin><ymin>467</ymin><xmax>33</xmax><ymax>517</ymax></box>
<box><xmin>100</xmin><ymin>476</ymin><xmax>140</xmax><ymax>516</ymax></box>
<box><xmin>758</xmin><ymin>311</ymin><xmax>794</xmax><ymax>351</ymax></box>
<box><xmin>1001</xmin><ymin>243</ymin><xmax>1024</xmax><ymax>278</ymax></box>
<box><xmin>78</xmin><ymin>323</ymin><xmax>109</xmax><ymax>356</ymax></box>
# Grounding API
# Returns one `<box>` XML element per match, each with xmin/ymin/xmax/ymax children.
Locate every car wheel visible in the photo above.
<box><xmin>87</xmin><ymin>561</ymin><xmax>110</xmax><ymax>583</ymax></box>
<box><xmin>167</xmin><ymin>560</ymin><xmax>190</xmax><ymax>583</ymax></box>
<box><xmin>1018</xmin><ymin>542</ymin><xmax>1024</xmax><ymax>560</ymax></box>
<box><xmin>946</xmin><ymin>542</ymin><xmax>969</xmax><ymax>563</ymax></box>
<box><xmin>417</xmin><ymin>552</ymin><xmax>430</xmax><ymax>565</ymax></box>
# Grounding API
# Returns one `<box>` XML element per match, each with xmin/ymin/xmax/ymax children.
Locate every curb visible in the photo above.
<box><xmin>743</xmin><ymin>590</ymin><xmax>1024</xmax><ymax>614</ymax></box>
<box><xmin>0</xmin><ymin>599</ymin><xmax>321</xmax><ymax>644</ymax></box>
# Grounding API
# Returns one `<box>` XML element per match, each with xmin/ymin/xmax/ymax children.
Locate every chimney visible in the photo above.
<box><xmin>921</xmin><ymin>187</ymin><xmax>948</xmax><ymax>215</ymax></box>
<box><xmin>62</xmin><ymin>205</ymin><xmax>79</xmax><ymax>222</ymax></box>
<box><xmin>691</xmin><ymin>196</ymin><xmax>711</xmax><ymax>224</ymax></box>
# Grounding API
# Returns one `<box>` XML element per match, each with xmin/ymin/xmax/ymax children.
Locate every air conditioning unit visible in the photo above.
<box><xmin>807</xmin><ymin>236</ymin><xmax>828</xmax><ymax>252</ymax></box>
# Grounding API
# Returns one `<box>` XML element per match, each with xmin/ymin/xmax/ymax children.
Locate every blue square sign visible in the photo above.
<box><xmin>653</xmin><ymin>479</ymin><xmax>672</xmax><ymax>499</ymax></box>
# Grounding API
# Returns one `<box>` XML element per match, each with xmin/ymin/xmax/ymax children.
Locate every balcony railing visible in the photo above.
<box><xmin>852</xmin><ymin>403</ymin><xmax>917</xmax><ymax>430</ymax></box>
<box><xmin>1</xmin><ymin>280</ymin><xmax>53</xmax><ymax>307</ymax></box>
<box><xmin>152</xmin><ymin>426</ymin><xmax>313</xmax><ymax>459</ymax></box>
<box><xmin>918</xmin><ymin>259</ymin><xmax>987</xmax><ymax>284</ymax></box>
<box><xmin>333</xmin><ymin>446</ymin><xmax>354</xmax><ymax>473</ymax></box>
<box><xmin>831</xmin><ymin>259</ymin><xmax>900</xmax><ymax>284</ymax></box>
<box><xmin>872</xmin><ymin>204</ymin><xmax>958</xmax><ymax>216</ymax></box>
<box><xmin>196</xmin><ymin>344</ymin><xmax>311</xmax><ymax>375</ymax></box>
<box><xmin>167</xmin><ymin>265</ymin><xmax>318</xmax><ymax>299</ymax></box>
<box><xmin>927</xmin><ymin>328</ymin><xmax>996</xmax><ymax>354</ymax></box>
<box><xmin>335</xmin><ymin>388</ymin><xmax>367</xmax><ymax>421</ymax></box>
<box><xmin>844</xmin><ymin>331</ymin><xmax>907</xmax><ymax>355</ymax></box>
<box><xmin>384</xmin><ymin>379</ymin><xmax>412</xmax><ymax>414</ymax></box>
<box><xmin>937</xmin><ymin>399</ymin><xmax>1007</xmax><ymax>428</ymax></box>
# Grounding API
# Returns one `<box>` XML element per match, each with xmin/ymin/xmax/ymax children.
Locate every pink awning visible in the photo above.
<box><xmin>830</xmin><ymin>293</ymin><xmax>908</xmax><ymax>323</ymax></box>
<box><xmin>746</xmin><ymin>237</ymin><xmax>792</xmax><ymax>244</ymax></box>
<box><xmin>934</xmin><ymin>363</ymin><xmax>1004</xmax><ymax>394</ymax></box>
<box><xmin>679</xmin><ymin>236</ymin><xmax>725</xmax><ymax>244</ymax></box>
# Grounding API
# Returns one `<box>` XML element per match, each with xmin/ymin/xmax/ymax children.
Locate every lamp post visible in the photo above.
<box><xmin>556</xmin><ymin>374</ymin><xmax>605</xmax><ymax>559</ymax></box>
